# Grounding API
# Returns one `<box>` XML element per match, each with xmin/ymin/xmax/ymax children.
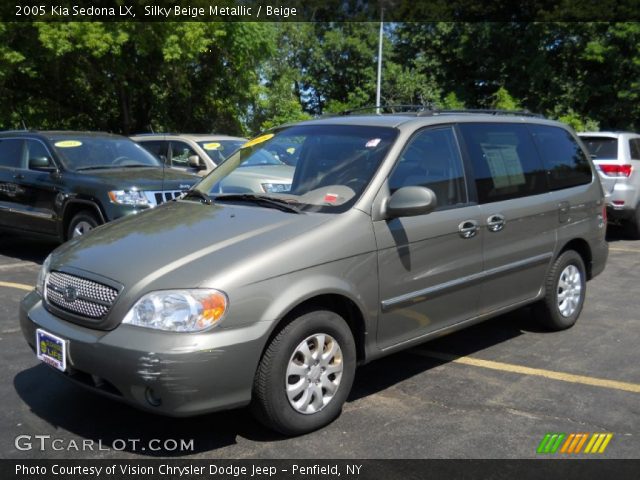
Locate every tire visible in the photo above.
<box><xmin>534</xmin><ymin>250</ymin><xmax>587</xmax><ymax>331</ymax></box>
<box><xmin>251</xmin><ymin>309</ymin><xmax>356</xmax><ymax>436</ymax></box>
<box><xmin>625</xmin><ymin>205</ymin><xmax>640</xmax><ymax>240</ymax></box>
<box><xmin>67</xmin><ymin>211</ymin><xmax>100</xmax><ymax>240</ymax></box>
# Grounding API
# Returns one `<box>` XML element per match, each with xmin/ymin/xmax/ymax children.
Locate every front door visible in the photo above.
<box><xmin>375</xmin><ymin>126</ymin><xmax>483</xmax><ymax>350</ymax></box>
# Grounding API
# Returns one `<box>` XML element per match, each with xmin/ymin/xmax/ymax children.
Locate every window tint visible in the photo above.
<box><xmin>0</xmin><ymin>139</ymin><xmax>24</xmax><ymax>168</ymax></box>
<box><xmin>138</xmin><ymin>140</ymin><xmax>168</xmax><ymax>162</ymax></box>
<box><xmin>580</xmin><ymin>136</ymin><xmax>618</xmax><ymax>159</ymax></box>
<box><xmin>630</xmin><ymin>139</ymin><xmax>640</xmax><ymax>160</ymax></box>
<box><xmin>388</xmin><ymin>127</ymin><xmax>467</xmax><ymax>208</ymax></box>
<box><xmin>25</xmin><ymin>140</ymin><xmax>52</xmax><ymax>169</ymax></box>
<box><xmin>530</xmin><ymin>125</ymin><xmax>592</xmax><ymax>190</ymax></box>
<box><xmin>458</xmin><ymin>123</ymin><xmax>546</xmax><ymax>203</ymax></box>
<box><xmin>170</xmin><ymin>141</ymin><xmax>198</xmax><ymax>168</ymax></box>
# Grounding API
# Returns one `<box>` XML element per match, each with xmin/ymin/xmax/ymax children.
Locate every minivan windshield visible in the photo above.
<box><xmin>580</xmin><ymin>136</ymin><xmax>618</xmax><ymax>160</ymax></box>
<box><xmin>51</xmin><ymin>136</ymin><xmax>162</xmax><ymax>171</ymax></box>
<box><xmin>194</xmin><ymin>125</ymin><xmax>398</xmax><ymax>213</ymax></box>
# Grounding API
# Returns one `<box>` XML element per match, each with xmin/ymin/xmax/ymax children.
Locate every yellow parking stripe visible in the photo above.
<box><xmin>415</xmin><ymin>350</ymin><xmax>640</xmax><ymax>394</ymax></box>
<box><xmin>598</xmin><ymin>433</ymin><xmax>613</xmax><ymax>453</ymax></box>
<box><xmin>0</xmin><ymin>281</ymin><xmax>32</xmax><ymax>291</ymax></box>
<box><xmin>609</xmin><ymin>247</ymin><xmax>640</xmax><ymax>253</ymax></box>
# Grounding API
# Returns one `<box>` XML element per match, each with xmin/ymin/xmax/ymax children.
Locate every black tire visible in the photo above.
<box><xmin>251</xmin><ymin>309</ymin><xmax>356</xmax><ymax>436</ymax></box>
<box><xmin>66</xmin><ymin>211</ymin><xmax>99</xmax><ymax>240</ymax></box>
<box><xmin>534</xmin><ymin>250</ymin><xmax>587</xmax><ymax>331</ymax></box>
<box><xmin>625</xmin><ymin>205</ymin><xmax>640</xmax><ymax>240</ymax></box>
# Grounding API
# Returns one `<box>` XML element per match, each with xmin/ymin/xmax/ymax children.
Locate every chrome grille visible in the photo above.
<box><xmin>45</xmin><ymin>271</ymin><xmax>118</xmax><ymax>319</ymax></box>
<box><xmin>143</xmin><ymin>190</ymin><xmax>183</xmax><ymax>206</ymax></box>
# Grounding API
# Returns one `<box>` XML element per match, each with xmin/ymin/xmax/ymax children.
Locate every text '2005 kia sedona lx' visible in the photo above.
<box><xmin>21</xmin><ymin>111</ymin><xmax>608</xmax><ymax>435</ymax></box>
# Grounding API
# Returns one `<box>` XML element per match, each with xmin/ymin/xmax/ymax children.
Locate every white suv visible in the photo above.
<box><xmin>579</xmin><ymin>132</ymin><xmax>640</xmax><ymax>238</ymax></box>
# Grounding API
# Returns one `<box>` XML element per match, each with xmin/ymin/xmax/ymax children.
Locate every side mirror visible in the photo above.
<box><xmin>29</xmin><ymin>156</ymin><xmax>55</xmax><ymax>171</ymax></box>
<box><xmin>188</xmin><ymin>155</ymin><xmax>204</xmax><ymax>169</ymax></box>
<box><xmin>386</xmin><ymin>186</ymin><xmax>437</xmax><ymax>218</ymax></box>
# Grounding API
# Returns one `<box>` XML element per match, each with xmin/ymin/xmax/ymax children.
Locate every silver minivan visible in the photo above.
<box><xmin>21</xmin><ymin>112</ymin><xmax>608</xmax><ymax>435</ymax></box>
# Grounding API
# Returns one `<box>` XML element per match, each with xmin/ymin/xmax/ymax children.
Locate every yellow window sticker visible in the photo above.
<box><xmin>203</xmin><ymin>142</ymin><xmax>221</xmax><ymax>150</ymax></box>
<box><xmin>242</xmin><ymin>133</ymin><xmax>274</xmax><ymax>149</ymax></box>
<box><xmin>54</xmin><ymin>140</ymin><xmax>82</xmax><ymax>148</ymax></box>
<box><xmin>286</xmin><ymin>147</ymin><xmax>296</xmax><ymax>154</ymax></box>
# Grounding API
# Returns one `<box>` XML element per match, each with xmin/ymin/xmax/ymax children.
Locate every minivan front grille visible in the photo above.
<box><xmin>45</xmin><ymin>271</ymin><xmax>119</xmax><ymax>319</ymax></box>
<box><xmin>144</xmin><ymin>190</ymin><xmax>183</xmax><ymax>206</ymax></box>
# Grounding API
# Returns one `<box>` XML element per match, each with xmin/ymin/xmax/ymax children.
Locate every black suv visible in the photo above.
<box><xmin>0</xmin><ymin>131</ymin><xmax>198</xmax><ymax>241</ymax></box>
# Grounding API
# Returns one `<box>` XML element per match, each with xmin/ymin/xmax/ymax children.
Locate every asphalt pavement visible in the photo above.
<box><xmin>0</xmin><ymin>228</ymin><xmax>638</xmax><ymax>459</ymax></box>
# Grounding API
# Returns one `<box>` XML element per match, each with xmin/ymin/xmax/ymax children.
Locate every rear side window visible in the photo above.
<box><xmin>530</xmin><ymin>125</ymin><xmax>592</xmax><ymax>190</ymax></box>
<box><xmin>630</xmin><ymin>139</ymin><xmax>640</xmax><ymax>160</ymax></box>
<box><xmin>0</xmin><ymin>139</ymin><xmax>24</xmax><ymax>168</ymax></box>
<box><xmin>458</xmin><ymin>123</ymin><xmax>546</xmax><ymax>203</ymax></box>
<box><xmin>580</xmin><ymin>136</ymin><xmax>618</xmax><ymax>160</ymax></box>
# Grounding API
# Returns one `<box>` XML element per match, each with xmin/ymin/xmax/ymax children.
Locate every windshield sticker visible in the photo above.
<box><xmin>365</xmin><ymin>138</ymin><xmax>381</xmax><ymax>148</ymax></box>
<box><xmin>324</xmin><ymin>193</ymin><xmax>339</xmax><ymax>203</ymax></box>
<box><xmin>286</xmin><ymin>147</ymin><xmax>296</xmax><ymax>154</ymax></box>
<box><xmin>54</xmin><ymin>140</ymin><xmax>82</xmax><ymax>148</ymax></box>
<box><xmin>203</xmin><ymin>142</ymin><xmax>221</xmax><ymax>151</ymax></box>
<box><xmin>242</xmin><ymin>133</ymin><xmax>274</xmax><ymax>149</ymax></box>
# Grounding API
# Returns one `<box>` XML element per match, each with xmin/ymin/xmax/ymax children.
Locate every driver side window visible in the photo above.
<box><xmin>388</xmin><ymin>127</ymin><xmax>467</xmax><ymax>208</ymax></box>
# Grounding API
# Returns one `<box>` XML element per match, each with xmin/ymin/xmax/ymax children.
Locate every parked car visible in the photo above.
<box><xmin>0</xmin><ymin>131</ymin><xmax>198</xmax><ymax>241</ymax></box>
<box><xmin>130</xmin><ymin>133</ymin><xmax>246</xmax><ymax>176</ymax></box>
<box><xmin>21</xmin><ymin>111</ymin><xmax>608</xmax><ymax>435</ymax></box>
<box><xmin>578</xmin><ymin>131</ymin><xmax>640</xmax><ymax>238</ymax></box>
<box><xmin>132</xmin><ymin>133</ymin><xmax>295</xmax><ymax>193</ymax></box>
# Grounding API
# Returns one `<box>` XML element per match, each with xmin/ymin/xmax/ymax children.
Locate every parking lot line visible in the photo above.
<box><xmin>608</xmin><ymin>247</ymin><xmax>640</xmax><ymax>253</ymax></box>
<box><xmin>414</xmin><ymin>350</ymin><xmax>640</xmax><ymax>394</ymax></box>
<box><xmin>0</xmin><ymin>261</ymin><xmax>37</xmax><ymax>271</ymax></box>
<box><xmin>0</xmin><ymin>281</ymin><xmax>32</xmax><ymax>291</ymax></box>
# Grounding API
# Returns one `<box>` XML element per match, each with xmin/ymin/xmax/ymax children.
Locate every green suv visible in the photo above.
<box><xmin>0</xmin><ymin>131</ymin><xmax>198</xmax><ymax>241</ymax></box>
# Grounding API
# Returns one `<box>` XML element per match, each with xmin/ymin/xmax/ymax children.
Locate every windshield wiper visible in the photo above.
<box><xmin>74</xmin><ymin>165</ymin><xmax>117</xmax><ymax>171</ymax></box>
<box><xmin>182</xmin><ymin>189</ymin><xmax>213</xmax><ymax>205</ymax></box>
<box><xmin>214</xmin><ymin>194</ymin><xmax>300</xmax><ymax>213</ymax></box>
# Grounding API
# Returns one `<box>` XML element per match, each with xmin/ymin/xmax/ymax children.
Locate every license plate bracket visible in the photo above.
<box><xmin>36</xmin><ymin>329</ymin><xmax>67</xmax><ymax>372</ymax></box>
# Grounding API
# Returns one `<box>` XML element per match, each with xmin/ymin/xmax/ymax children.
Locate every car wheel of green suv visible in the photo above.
<box><xmin>67</xmin><ymin>211</ymin><xmax>99</xmax><ymax>239</ymax></box>
<box><xmin>251</xmin><ymin>309</ymin><xmax>356</xmax><ymax>435</ymax></box>
<box><xmin>534</xmin><ymin>250</ymin><xmax>586</xmax><ymax>331</ymax></box>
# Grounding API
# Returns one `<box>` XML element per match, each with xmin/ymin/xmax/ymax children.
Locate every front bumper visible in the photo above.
<box><xmin>20</xmin><ymin>290</ymin><xmax>270</xmax><ymax>416</ymax></box>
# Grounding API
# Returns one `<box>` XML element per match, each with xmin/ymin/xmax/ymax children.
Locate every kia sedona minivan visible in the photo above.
<box><xmin>21</xmin><ymin>111</ymin><xmax>608</xmax><ymax>435</ymax></box>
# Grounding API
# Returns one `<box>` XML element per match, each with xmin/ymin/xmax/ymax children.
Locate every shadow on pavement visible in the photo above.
<box><xmin>0</xmin><ymin>234</ymin><xmax>58</xmax><ymax>265</ymax></box>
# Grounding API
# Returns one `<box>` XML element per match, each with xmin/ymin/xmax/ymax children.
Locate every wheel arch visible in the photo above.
<box><xmin>557</xmin><ymin>238</ymin><xmax>593</xmax><ymax>279</ymax></box>
<box><xmin>61</xmin><ymin>200</ymin><xmax>106</xmax><ymax>240</ymax></box>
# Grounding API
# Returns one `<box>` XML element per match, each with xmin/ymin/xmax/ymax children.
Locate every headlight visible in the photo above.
<box><xmin>261</xmin><ymin>183</ymin><xmax>291</xmax><ymax>193</ymax></box>
<box><xmin>122</xmin><ymin>289</ymin><xmax>228</xmax><ymax>332</ymax></box>
<box><xmin>108</xmin><ymin>190</ymin><xmax>149</xmax><ymax>206</ymax></box>
<box><xmin>35</xmin><ymin>254</ymin><xmax>52</xmax><ymax>295</ymax></box>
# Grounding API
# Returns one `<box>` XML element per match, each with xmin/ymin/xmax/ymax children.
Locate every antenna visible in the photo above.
<box><xmin>21</xmin><ymin>119</ymin><xmax>27</xmax><ymax>130</ymax></box>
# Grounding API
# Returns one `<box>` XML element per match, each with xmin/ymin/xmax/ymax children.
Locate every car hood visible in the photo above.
<box><xmin>75</xmin><ymin>167</ymin><xmax>198</xmax><ymax>190</ymax></box>
<box><xmin>51</xmin><ymin>200</ymin><xmax>333</xmax><ymax>294</ymax></box>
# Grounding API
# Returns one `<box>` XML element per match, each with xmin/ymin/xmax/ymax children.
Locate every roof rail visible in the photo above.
<box><xmin>421</xmin><ymin>109</ymin><xmax>545</xmax><ymax>118</ymax></box>
<box><xmin>331</xmin><ymin>104</ymin><xmax>436</xmax><ymax>116</ymax></box>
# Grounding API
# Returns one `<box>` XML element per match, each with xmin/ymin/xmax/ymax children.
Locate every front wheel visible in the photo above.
<box><xmin>251</xmin><ymin>310</ymin><xmax>356</xmax><ymax>435</ymax></box>
<box><xmin>534</xmin><ymin>250</ymin><xmax>587</xmax><ymax>331</ymax></box>
<box><xmin>67</xmin><ymin>211</ymin><xmax>100</xmax><ymax>240</ymax></box>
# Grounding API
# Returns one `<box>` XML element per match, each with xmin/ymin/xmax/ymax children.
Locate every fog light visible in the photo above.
<box><xmin>145</xmin><ymin>387</ymin><xmax>162</xmax><ymax>407</ymax></box>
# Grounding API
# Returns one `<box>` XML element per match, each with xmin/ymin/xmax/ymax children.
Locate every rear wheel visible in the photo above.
<box><xmin>67</xmin><ymin>211</ymin><xmax>99</xmax><ymax>240</ymax></box>
<box><xmin>534</xmin><ymin>250</ymin><xmax>586</xmax><ymax>331</ymax></box>
<box><xmin>251</xmin><ymin>309</ymin><xmax>356</xmax><ymax>435</ymax></box>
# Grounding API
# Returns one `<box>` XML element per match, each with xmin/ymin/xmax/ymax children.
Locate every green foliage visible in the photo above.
<box><xmin>0</xmin><ymin>21</ymin><xmax>638</xmax><ymax>134</ymax></box>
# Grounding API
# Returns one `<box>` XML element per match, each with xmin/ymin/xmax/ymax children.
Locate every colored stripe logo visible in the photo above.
<box><xmin>537</xmin><ymin>433</ymin><xmax>613</xmax><ymax>454</ymax></box>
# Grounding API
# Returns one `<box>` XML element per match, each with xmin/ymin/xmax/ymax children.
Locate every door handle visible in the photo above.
<box><xmin>458</xmin><ymin>220</ymin><xmax>479</xmax><ymax>239</ymax></box>
<box><xmin>13</xmin><ymin>173</ymin><xmax>24</xmax><ymax>180</ymax></box>
<box><xmin>487</xmin><ymin>214</ymin><xmax>506</xmax><ymax>232</ymax></box>
<box><xmin>558</xmin><ymin>201</ymin><xmax>570</xmax><ymax>214</ymax></box>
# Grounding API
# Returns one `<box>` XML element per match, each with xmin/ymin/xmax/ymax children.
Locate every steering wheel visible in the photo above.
<box><xmin>344</xmin><ymin>178</ymin><xmax>365</xmax><ymax>192</ymax></box>
<box><xmin>112</xmin><ymin>156</ymin><xmax>134</xmax><ymax>166</ymax></box>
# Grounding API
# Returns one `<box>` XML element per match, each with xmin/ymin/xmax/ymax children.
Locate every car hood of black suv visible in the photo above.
<box><xmin>73</xmin><ymin>166</ymin><xmax>198</xmax><ymax>190</ymax></box>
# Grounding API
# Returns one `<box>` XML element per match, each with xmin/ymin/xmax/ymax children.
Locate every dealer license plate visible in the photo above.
<box><xmin>36</xmin><ymin>329</ymin><xmax>67</xmax><ymax>372</ymax></box>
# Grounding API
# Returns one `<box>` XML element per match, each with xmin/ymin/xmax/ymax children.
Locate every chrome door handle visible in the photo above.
<box><xmin>487</xmin><ymin>214</ymin><xmax>505</xmax><ymax>232</ymax></box>
<box><xmin>13</xmin><ymin>173</ymin><xmax>24</xmax><ymax>180</ymax></box>
<box><xmin>458</xmin><ymin>220</ymin><xmax>479</xmax><ymax>239</ymax></box>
